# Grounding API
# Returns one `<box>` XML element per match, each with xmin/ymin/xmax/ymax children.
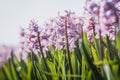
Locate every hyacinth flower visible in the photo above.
<box><xmin>28</xmin><ymin>20</ymin><xmax>48</xmax><ymax>58</ymax></box>
<box><xmin>84</xmin><ymin>0</ymin><xmax>120</xmax><ymax>42</ymax></box>
<box><xmin>19</xmin><ymin>20</ymin><xmax>52</xmax><ymax>60</ymax></box>
<box><xmin>44</xmin><ymin>10</ymin><xmax>83</xmax><ymax>51</ymax></box>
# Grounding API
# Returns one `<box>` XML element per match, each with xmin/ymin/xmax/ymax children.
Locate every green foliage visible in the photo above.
<box><xmin>1</xmin><ymin>30</ymin><xmax>120</xmax><ymax>80</ymax></box>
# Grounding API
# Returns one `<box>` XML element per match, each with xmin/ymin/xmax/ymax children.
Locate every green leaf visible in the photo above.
<box><xmin>62</xmin><ymin>52</ymin><xmax>67</xmax><ymax>80</ymax></box>
<box><xmin>27</xmin><ymin>56</ymin><xmax>32</xmax><ymax>80</ymax></box>
<box><xmin>2</xmin><ymin>63</ymin><xmax>12</xmax><ymax>80</ymax></box>
<box><xmin>10</xmin><ymin>60</ymin><xmax>18</xmax><ymax>80</ymax></box>
<box><xmin>91</xmin><ymin>45</ymin><xmax>99</xmax><ymax>62</ymax></box>
<box><xmin>11</xmin><ymin>52</ymin><xmax>22</xmax><ymax>80</ymax></box>
<box><xmin>103</xmin><ymin>59</ymin><xmax>114</xmax><ymax>80</ymax></box>
<box><xmin>81</xmin><ymin>56</ymin><xmax>86</xmax><ymax>80</ymax></box>
<box><xmin>92</xmin><ymin>37</ymin><xmax>100</xmax><ymax>60</ymax></box>
<box><xmin>34</xmin><ymin>61</ymin><xmax>44</xmax><ymax>80</ymax></box>
<box><xmin>31</xmin><ymin>52</ymin><xmax>38</xmax><ymax>80</ymax></box>
<box><xmin>74</xmin><ymin>39</ymin><xmax>82</xmax><ymax>64</ymax></box>
<box><xmin>46</xmin><ymin>59</ymin><xmax>59</xmax><ymax>80</ymax></box>
<box><xmin>0</xmin><ymin>68</ymin><xmax>6</xmax><ymax>80</ymax></box>
<box><xmin>81</xmin><ymin>32</ymin><xmax>104</xmax><ymax>80</ymax></box>
<box><xmin>116</xmin><ymin>30</ymin><xmax>120</xmax><ymax>53</ymax></box>
<box><xmin>71</xmin><ymin>53</ymin><xmax>79</xmax><ymax>80</ymax></box>
<box><xmin>83</xmin><ymin>32</ymin><xmax>90</xmax><ymax>54</ymax></box>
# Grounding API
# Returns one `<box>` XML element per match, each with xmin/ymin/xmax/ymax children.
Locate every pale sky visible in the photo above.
<box><xmin>0</xmin><ymin>0</ymin><xmax>85</xmax><ymax>45</ymax></box>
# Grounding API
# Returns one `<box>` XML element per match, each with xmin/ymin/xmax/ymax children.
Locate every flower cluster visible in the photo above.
<box><xmin>84</xmin><ymin>0</ymin><xmax>120</xmax><ymax>42</ymax></box>
<box><xmin>20</xmin><ymin>11</ymin><xmax>83</xmax><ymax>57</ymax></box>
<box><xmin>43</xmin><ymin>11</ymin><xmax>83</xmax><ymax>50</ymax></box>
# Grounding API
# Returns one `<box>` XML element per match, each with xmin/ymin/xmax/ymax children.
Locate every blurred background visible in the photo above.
<box><xmin>0</xmin><ymin>0</ymin><xmax>84</xmax><ymax>45</ymax></box>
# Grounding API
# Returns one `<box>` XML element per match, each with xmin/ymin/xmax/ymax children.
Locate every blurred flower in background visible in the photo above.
<box><xmin>83</xmin><ymin>0</ymin><xmax>120</xmax><ymax>42</ymax></box>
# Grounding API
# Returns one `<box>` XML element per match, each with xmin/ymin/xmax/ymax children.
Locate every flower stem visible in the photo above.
<box><xmin>65</xmin><ymin>17</ymin><xmax>73</xmax><ymax>75</ymax></box>
<box><xmin>37</xmin><ymin>33</ymin><xmax>45</xmax><ymax>59</ymax></box>
<box><xmin>93</xmin><ymin>25</ymin><xmax>95</xmax><ymax>36</ymax></box>
<box><xmin>37</xmin><ymin>33</ymin><xmax>51</xmax><ymax>80</ymax></box>
<box><xmin>99</xmin><ymin>30</ymin><xmax>103</xmax><ymax>60</ymax></box>
<box><xmin>37</xmin><ymin>33</ymin><xmax>47</xmax><ymax>69</ymax></box>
